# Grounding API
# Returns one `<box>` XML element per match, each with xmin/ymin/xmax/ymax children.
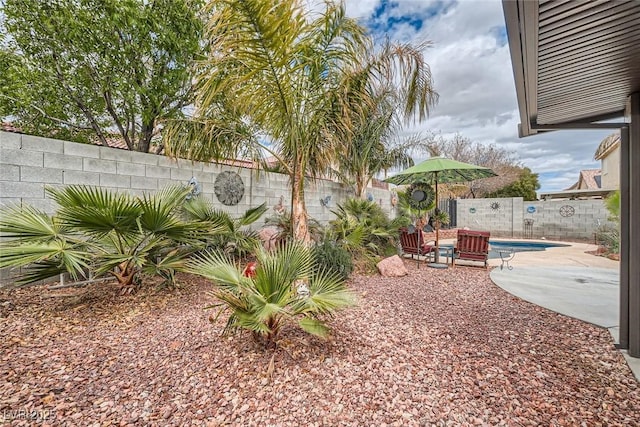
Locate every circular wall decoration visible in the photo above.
<box><xmin>469</xmin><ymin>207</ymin><xmax>476</xmax><ymax>214</ymax></box>
<box><xmin>559</xmin><ymin>205</ymin><xmax>575</xmax><ymax>217</ymax></box>
<box><xmin>527</xmin><ymin>206</ymin><xmax>536</xmax><ymax>214</ymax></box>
<box><xmin>214</xmin><ymin>171</ymin><xmax>245</xmax><ymax>206</ymax></box>
<box><xmin>490</xmin><ymin>202</ymin><xmax>501</xmax><ymax>210</ymax></box>
<box><xmin>407</xmin><ymin>183</ymin><xmax>435</xmax><ymax>210</ymax></box>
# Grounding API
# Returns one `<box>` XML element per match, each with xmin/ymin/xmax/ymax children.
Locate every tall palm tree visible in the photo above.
<box><xmin>334</xmin><ymin>85</ymin><xmax>434</xmax><ymax>198</ymax></box>
<box><xmin>165</xmin><ymin>0</ymin><xmax>437</xmax><ymax>242</ymax></box>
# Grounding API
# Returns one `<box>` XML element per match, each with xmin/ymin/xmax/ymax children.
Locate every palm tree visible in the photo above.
<box><xmin>333</xmin><ymin>86</ymin><xmax>433</xmax><ymax>198</ymax></box>
<box><xmin>165</xmin><ymin>0</ymin><xmax>437</xmax><ymax>242</ymax></box>
<box><xmin>189</xmin><ymin>242</ymin><xmax>355</xmax><ymax>347</ymax></box>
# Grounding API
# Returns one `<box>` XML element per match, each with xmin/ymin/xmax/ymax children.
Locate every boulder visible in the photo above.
<box><xmin>258</xmin><ymin>226</ymin><xmax>280</xmax><ymax>251</ymax></box>
<box><xmin>376</xmin><ymin>255</ymin><xmax>409</xmax><ymax>277</ymax></box>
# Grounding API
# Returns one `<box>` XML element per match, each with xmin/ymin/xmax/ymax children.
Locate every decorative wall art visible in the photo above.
<box><xmin>559</xmin><ymin>205</ymin><xmax>575</xmax><ymax>217</ymax></box>
<box><xmin>214</xmin><ymin>171</ymin><xmax>245</xmax><ymax>206</ymax></box>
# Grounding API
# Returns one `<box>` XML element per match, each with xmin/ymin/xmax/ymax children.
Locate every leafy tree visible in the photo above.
<box><xmin>164</xmin><ymin>0</ymin><xmax>437</xmax><ymax>242</ymax></box>
<box><xmin>0</xmin><ymin>185</ymin><xmax>218</xmax><ymax>290</ymax></box>
<box><xmin>190</xmin><ymin>242</ymin><xmax>355</xmax><ymax>348</ymax></box>
<box><xmin>605</xmin><ymin>190</ymin><xmax>620</xmax><ymax>221</ymax></box>
<box><xmin>426</xmin><ymin>133</ymin><xmax>527</xmax><ymax>198</ymax></box>
<box><xmin>485</xmin><ymin>167</ymin><xmax>540</xmax><ymax>201</ymax></box>
<box><xmin>1</xmin><ymin>0</ymin><xmax>203</xmax><ymax>152</ymax></box>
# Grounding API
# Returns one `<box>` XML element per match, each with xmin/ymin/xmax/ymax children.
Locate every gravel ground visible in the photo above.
<box><xmin>1</xmin><ymin>264</ymin><xmax>638</xmax><ymax>426</ymax></box>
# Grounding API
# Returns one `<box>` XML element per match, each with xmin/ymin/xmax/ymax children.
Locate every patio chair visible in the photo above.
<box><xmin>399</xmin><ymin>226</ymin><xmax>437</xmax><ymax>266</ymax></box>
<box><xmin>452</xmin><ymin>230</ymin><xmax>491</xmax><ymax>268</ymax></box>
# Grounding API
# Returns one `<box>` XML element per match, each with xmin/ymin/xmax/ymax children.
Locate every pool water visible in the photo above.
<box><xmin>440</xmin><ymin>240</ymin><xmax>570</xmax><ymax>259</ymax></box>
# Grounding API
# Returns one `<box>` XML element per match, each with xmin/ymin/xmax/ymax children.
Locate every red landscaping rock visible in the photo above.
<box><xmin>0</xmin><ymin>266</ymin><xmax>638</xmax><ymax>425</ymax></box>
<box><xmin>376</xmin><ymin>255</ymin><xmax>409</xmax><ymax>277</ymax></box>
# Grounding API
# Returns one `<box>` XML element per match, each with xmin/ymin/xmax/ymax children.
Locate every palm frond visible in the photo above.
<box><xmin>254</xmin><ymin>242</ymin><xmax>313</xmax><ymax>302</ymax></box>
<box><xmin>0</xmin><ymin>204</ymin><xmax>70</xmax><ymax>241</ymax></box>
<box><xmin>187</xmin><ymin>250</ymin><xmax>245</xmax><ymax>288</ymax></box>
<box><xmin>237</xmin><ymin>202</ymin><xmax>267</xmax><ymax>226</ymax></box>
<box><xmin>298</xmin><ymin>317</ymin><xmax>330</xmax><ymax>338</ymax></box>
<box><xmin>0</xmin><ymin>240</ymin><xmax>90</xmax><ymax>284</ymax></box>
<box><xmin>48</xmin><ymin>186</ymin><xmax>141</xmax><ymax>237</ymax></box>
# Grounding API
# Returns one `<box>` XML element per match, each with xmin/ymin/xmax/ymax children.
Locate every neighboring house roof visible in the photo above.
<box><xmin>2</xmin><ymin>122</ymin><xmax>131</xmax><ymax>150</ymax></box>
<box><xmin>539</xmin><ymin>188</ymin><xmax>614</xmax><ymax>201</ymax></box>
<box><xmin>100</xmin><ymin>135</ymin><xmax>129</xmax><ymax>150</ymax></box>
<box><xmin>1</xmin><ymin>122</ymin><xmax>21</xmax><ymax>133</ymax></box>
<box><xmin>594</xmin><ymin>132</ymin><xmax>621</xmax><ymax>160</ymax></box>
<box><xmin>564</xmin><ymin>169</ymin><xmax>601</xmax><ymax>191</ymax></box>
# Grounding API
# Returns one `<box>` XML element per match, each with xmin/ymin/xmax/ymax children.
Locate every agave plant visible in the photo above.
<box><xmin>183</xmin><ymin>196</ymin><xmax>268</xmax><ymax>258</ymax></box>
<box><xmin>0</xmin><ymin>185</ymin><xmax>217</xmax><ymax>290</ymax></box>
<box><xmin>188</xmin><ymin>242</ymin><xmax>355</xmax><ymax>348</ymax></box>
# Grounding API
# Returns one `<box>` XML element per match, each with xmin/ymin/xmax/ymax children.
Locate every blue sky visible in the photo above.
<box><xmin>341</xmin><ymin>0</ymin><xmax>612</xmax><ymax>193</ymax></box>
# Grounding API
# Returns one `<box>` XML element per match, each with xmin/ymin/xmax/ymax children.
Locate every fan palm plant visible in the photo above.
<box><xmin>163</xmin><ymin>0</ymin><xmax>437</xmax><ymax>243</ymax></box>
<box><xmin>189</xmin><ymin>242</ymin><xmax>355</xmax><ymax>348</ymax></box>
<box><xmin>183</xmin><ymin>196</ymin><xmax>268</xmax><ymax>258</ymax></box>
<box><xmin>0</xmin><ymin>185</ymin><xmax>217</xmax><ymax>289</ymax></box>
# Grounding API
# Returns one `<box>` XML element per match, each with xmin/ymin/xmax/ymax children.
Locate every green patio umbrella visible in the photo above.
<box><xmin>384</xmin><ymin>156</ymin><xmax>497</xmax><ymax>264</ymax></box>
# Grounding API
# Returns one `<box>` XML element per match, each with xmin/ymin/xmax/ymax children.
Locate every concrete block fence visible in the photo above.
<box><xmin>457</xmin><ymin>197</ymin><xmax>615</xmax><ymax>241</ymax></box>
<box><xmin>0</xmin><ymin>131</ymin><xmax>393</xmax><ymax>224</ymax></box>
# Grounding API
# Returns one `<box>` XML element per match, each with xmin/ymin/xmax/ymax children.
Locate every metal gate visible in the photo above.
<box><xmin>429</xmin><ymin>198</ymin><xmax>457</xmax><ymax>228</ymax></box>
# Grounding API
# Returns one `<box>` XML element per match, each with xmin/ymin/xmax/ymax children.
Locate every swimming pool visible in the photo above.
<box><xmin>440</xmin><ymin>240</ymin><xmax>570</xmax><ymax>259</ymax></box>
<box><xmin>487</xmin><ymin>240</ymin><xmax>570</xmax><ymax>258</ymax></box>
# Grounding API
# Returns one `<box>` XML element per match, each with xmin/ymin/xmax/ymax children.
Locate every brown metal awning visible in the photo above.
<box><xmin>503</xmin><ymin>0</ymin><xmax>640</xmax><ymax>137</ymax></box>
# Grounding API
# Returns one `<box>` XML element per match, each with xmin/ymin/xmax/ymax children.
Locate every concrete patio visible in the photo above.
<box><xmin>486</xmin><ymin>239</ymin><xmax>640</xmax><ymax>380</ymax></box>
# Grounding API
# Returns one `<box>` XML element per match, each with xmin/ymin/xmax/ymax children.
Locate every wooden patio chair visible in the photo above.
<box><xmin>452</xmin><ymin>230</ymin><xmax>491</xmax><ymax>268</ymax></box>
<box><xmin>399</xmin><ymin>227</ymin><xmax>437</xmax><ymax>266</ymax></box>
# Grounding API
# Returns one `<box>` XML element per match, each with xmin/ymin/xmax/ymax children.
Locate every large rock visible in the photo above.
<box><xmin>376</xmin><ymin>255</ymin><xmax>409</xmax><ymax>277</ymax></box>
<box><xmin>258</xmin><ymin>226</ymin><xmax>280</xmax><ymax>251</ymax></box>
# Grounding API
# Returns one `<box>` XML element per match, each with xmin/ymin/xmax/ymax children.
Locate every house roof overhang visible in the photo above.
<box><xmin>502</xmin><ymin>0</ymin><xmax>640</xmax><ymax>137</ymax></box>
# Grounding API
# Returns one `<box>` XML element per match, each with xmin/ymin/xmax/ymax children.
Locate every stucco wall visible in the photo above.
<box><xmin>601</xmin><ymin>145</ymin><xmax>620</xmax><ymax>189</ymax></box>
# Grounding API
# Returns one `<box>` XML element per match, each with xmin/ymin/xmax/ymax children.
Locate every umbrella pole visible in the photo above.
<box><xmin>435</xmin><ymin>173</ymin><xmax>439</xmax><ymax>263</ymax></box>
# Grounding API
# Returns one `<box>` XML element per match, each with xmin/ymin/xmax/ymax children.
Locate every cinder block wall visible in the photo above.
<box><xmin>0</xmin><ymin>131</ymin><xmax>393</xmax><ymax>224</ymax></box>
<box><xmin>457</xmin><ymin>197</ymin><xmax>614</xmax><ymax>240</ymax></box>
<box><xmin>457</xmin><ymin>197</ymin><xmax>523</xmax><ymax>237</ymax></box>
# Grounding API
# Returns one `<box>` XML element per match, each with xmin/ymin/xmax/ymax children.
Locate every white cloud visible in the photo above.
<box><xmin>343</xmin><ymin>0</ymin><xmax>614</xmax><ymax>193</ymax></box>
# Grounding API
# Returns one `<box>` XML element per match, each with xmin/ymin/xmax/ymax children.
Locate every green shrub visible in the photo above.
<box><xmin>596</xmin><ymin>225</ymin><xmax>620</xmax><ymax>254</ymax></box>
<box><xmin>329</xmin><ymin>198</ymin><xmax>402</xmax><ymax>257</ymax></box>
<box><xmin>313</xmin><ymin>239</ymin><xmax>353</xmax><ymax>281</ymax></box>
<box><xmin>597</xmin><ymin>191</ymin><xmax>620</xmax><ymax>254</ymax></box>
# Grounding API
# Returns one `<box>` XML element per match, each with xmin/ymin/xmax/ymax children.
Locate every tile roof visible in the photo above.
<box><xmin>564</xmin><ymin>169</ymin><xmax>602</xmax><ymax>191</ymax></box>
<box><xmin>594</xmin><ymin>132</ymin><xmax>621</xmax><ymax>160</ymax></box>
